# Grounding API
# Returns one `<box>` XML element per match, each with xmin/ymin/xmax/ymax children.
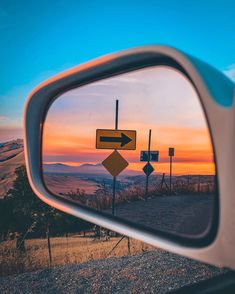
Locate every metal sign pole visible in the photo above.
<box><xmin>145</xmin><ymin>129</ymin><xmax>152</xmax><ymax>200</ymax></box>
<box><xmin>168</xmin><ymin>147</ymin><xmax>174</xmax><ymax>196</ymax></box>
<box><xmin>115</xmin><ymin>99</ymin><xmax>119</xmax><ymax>130</ymax></box>
<box><xmin>112</xmin><ymin>177</ymin><xmax>116</xmax><ymax>215</ymax></box>
<box><xmin>169</xmin><ymin>155</ymin><xmax>172</xmax><ymax>195</ymax></box>
<box><xmin>112</xmin><ymin>100</ymin><xmax>119</xmax><ymax>215</ymax></box>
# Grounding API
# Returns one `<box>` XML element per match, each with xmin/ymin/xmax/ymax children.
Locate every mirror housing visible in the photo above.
<box><xmin>24</xmin><ymin>46</ymin><xmax>235</xmax><ymax>269</ymax></box>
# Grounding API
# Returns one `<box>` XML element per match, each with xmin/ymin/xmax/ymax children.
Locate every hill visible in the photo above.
<box><xmin>43</xmin><ymin>162</ymin><xmax>142</xmax><ymax>176</ymax></box>
<box><xmin>0</xmin><ymin>139</ymin><xmax>24</xmax><ymax>198</ymax></box>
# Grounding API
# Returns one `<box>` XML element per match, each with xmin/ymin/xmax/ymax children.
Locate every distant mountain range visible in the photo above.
<box><xmin>43</xmin><ymin>163</ymin><xmax>104</xmax><ymax>174</ymax></box>
<box><xmin>43</xmin><ymin>162</ymin><xmax>142</xmax><ymax>176</ymax></box>
<box><xmin>0</xmin><ymin>139</ymin><xmax>143</xmax><ymax>198</ymax></box>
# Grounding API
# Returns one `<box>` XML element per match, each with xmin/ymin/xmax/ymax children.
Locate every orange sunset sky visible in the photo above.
<box><xmin>42</xmin><ymin>66</ymin><xmax>215</xmax><ymax>176</ymax></box>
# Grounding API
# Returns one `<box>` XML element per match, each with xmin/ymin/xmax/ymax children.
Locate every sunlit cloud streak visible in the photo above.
<box><xmin>43</xmin><ymin>66</ymin><xmax>215</xmax><ymax>175</ymax></box>
<box><xmin>0</xmin><ymin>126</ymin><xmax>23</xmax><ymax>142</ymax></box>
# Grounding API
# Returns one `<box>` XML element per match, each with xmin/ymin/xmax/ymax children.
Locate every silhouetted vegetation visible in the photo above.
<box><xmin>0</xmin><ymin>165</ymin><xmax>92</xmax><ymax>249</ymax></box>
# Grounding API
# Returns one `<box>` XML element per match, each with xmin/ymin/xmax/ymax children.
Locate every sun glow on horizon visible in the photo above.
<box><xmin>43</xmin><ymin>66</ymin><xmax>215</xmax><ymax>176</ymax></box>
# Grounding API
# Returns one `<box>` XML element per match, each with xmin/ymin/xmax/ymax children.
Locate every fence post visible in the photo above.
<box><xmin>127</xmin><ymin>237</ymin><xmax>131</xmax><ymax>255</ymax></box>
<box><xmin>160</xmin><ymin>173</ymin><xmax>165</xmax><ymax>190</ymax></box>
<box><xmin>46</xmin><ymin>223</ymin><xmax>52</xmax><ymax>267</ymax></box>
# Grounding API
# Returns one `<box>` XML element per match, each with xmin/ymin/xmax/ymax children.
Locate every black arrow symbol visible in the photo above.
<box><xmin>100</xmin><ymin>133</ymin><xmax>132</xmax><ymax>147</ymax></box>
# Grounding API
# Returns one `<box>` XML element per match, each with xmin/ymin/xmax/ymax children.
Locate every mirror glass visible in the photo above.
<box><xmin>42</xmin><ymin>66</ymin><xmax>216</xmax><ymax>239</ymax></box>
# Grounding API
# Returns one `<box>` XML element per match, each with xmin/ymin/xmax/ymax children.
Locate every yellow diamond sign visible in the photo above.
<box><xmin>102</xmin><ymin>150</ymin><xmax>129</xmax><ymax>177</ymax></box>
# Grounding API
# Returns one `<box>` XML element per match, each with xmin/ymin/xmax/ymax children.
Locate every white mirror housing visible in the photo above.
<box><xmin>24</xmin><ymin>45</ymin><xmax>235</xmax><ymax>269</ymax></box>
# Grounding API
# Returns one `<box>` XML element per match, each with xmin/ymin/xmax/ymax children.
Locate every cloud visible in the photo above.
<box><xmin>224</xmin><ymin>64</ymin><xmax>235</xmax><ymax>82</ymax></box>
<box><xmin>0</xmin><ymin>116</ymin><xmax>8</xmax><ymax>121</ymax></box>
<box><xmin>0</xmin><ymin>126</ymin><xmax>23</xmax><ymax>142</ymax></box>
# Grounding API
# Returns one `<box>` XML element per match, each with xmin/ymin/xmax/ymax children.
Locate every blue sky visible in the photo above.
<box><xmin>0</xmin><ymin>0</ymin><xmax>235</xmax><ymax>141</ymax></box>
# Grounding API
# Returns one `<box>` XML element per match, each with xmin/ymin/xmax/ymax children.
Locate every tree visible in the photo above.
<box><xmin>3</xmin><ymin>165</ymin><xmax>92</xmax><ymax>252</ymax></box>
<box><xmin>4</xmin><ymin>165</ymin><xmax>53</xmax><ymax>250</ymax></box>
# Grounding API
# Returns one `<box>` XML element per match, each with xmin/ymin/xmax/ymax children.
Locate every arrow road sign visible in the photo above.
<box><xmin>100</xmin><ymin>132</ymin><xmax>131</xmax><ymax>147</ymax></box>
<box><xmin>143</xmin><ymin>162</ymin><xmax>154</xmax><ymax>176</ymax></box>
<box><xmin>102</xmin><ymin>150</ymin><xmax>129</xmax><ymax>177</ymax></box>
<box><xmin>140</xmin><ymin>151</ymin><xmax>159</xmax><ymax>162</ymax></box>
<box><xmin>96</xmin><ymin>129</ymin><xmax>136</xmax><ymax>150</ymax></box>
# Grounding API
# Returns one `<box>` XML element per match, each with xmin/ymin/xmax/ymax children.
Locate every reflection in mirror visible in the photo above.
<box><xmin>42</xmin><ymin>66</ymin><xmax>216</xmax><ymax>238</ymax></box>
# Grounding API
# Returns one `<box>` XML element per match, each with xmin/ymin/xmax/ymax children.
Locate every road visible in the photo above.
<box><xmin>112</xmin><ymin>194</ymin><xmax>214</xmax><ymax>236</ymax></box>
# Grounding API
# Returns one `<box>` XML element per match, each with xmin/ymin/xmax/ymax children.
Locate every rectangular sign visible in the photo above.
<box><xmin>169</xmin><ymin>147</ymin><xmax>174</xmax><ymax>157</ymax></box>
<box><xmin>140</xmin><ymin>151</ymin><xmax>159</xmax><ymax>162</ymax></box>
<box><xmin>96</xmin><ymin>129</ymin><xmax>136</xmax><ymax>150</ymax></box>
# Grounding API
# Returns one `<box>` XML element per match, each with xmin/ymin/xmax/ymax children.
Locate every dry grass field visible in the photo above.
<box><xmin>0</xmin><ymin>234</ymin><xmax>155</xmax><ymax>277</ymax></box>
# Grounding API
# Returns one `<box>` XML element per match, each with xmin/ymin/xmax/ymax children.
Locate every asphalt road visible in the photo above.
<box><xmin>112</xmin><ymin>194</ymin><xmax>214</xmax><ymax>236</ymax></box>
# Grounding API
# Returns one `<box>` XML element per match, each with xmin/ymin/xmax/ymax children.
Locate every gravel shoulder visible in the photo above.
<box><xmin>0</xmin><ymin>250</ymin><xmax>226</xmax><ymax>294</ymax></box>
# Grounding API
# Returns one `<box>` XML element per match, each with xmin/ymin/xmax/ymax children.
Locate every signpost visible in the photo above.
<box><xmin>140</xmin><ymin>150</ymin><xmax>159</xmax><ymax>162</ymax></box>
<box><xmin>143</xmin><ymin>162</ymin><xmax>154</xmax><ymax>176</ymax></box>
<box><xmin>102</xmin><ymin>150</ymin><xmax>128</xmax><ymax>177</ymax></box>
<box><xmin>169</xmin><ymin>147</ymin><xmax>174</xmax><ymax>195</ymax></box>
<box><xmin>169</xmin><ymin>147</ymin><xmax>174</xmax><ymax>157</ymax></box>
<box><xmin>96</xmin><ymin>100</ymin><xmax>136</xmax><ymax>215</ymax></box>
<box><xmin>96</xmin><ymin>129</ymin><xmax>136</xmax><ymax>150</ymax></box>
<box><xmin>140</xmin><ymin>129</ymin><xmax>158</xmax><ymax>201</ymax></box>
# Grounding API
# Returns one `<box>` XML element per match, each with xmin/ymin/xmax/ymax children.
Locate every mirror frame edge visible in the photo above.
<box><xmin>24</xmin><ymin>45</ymin><xmax>235</xmax><ymax>269</ymax></box>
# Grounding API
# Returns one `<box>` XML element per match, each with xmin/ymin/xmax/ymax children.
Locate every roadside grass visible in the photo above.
<box><xmin>0</xmin><ymin>235</ymin><xmax>155</xmax><ymax>277</ymax></box>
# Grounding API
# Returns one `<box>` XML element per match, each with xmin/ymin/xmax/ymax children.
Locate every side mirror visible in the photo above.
<box><xmin>24</xmin><ymin>46</ymin><xmax>235</xmax><ymax>269</ymax></box>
